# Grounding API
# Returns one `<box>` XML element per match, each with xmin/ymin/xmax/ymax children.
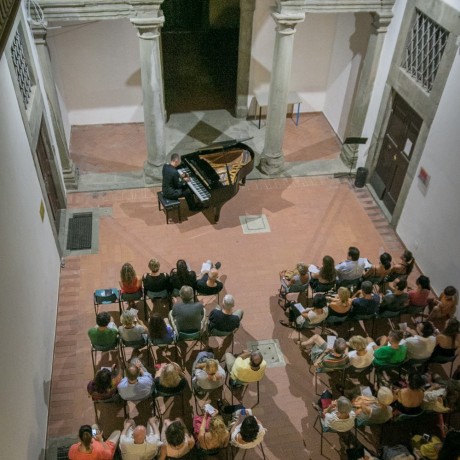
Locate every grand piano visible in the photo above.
<box><xmin>177</xmin><ymin>139</ymin><xmax>254</xmax><ymax>223</ymax></box>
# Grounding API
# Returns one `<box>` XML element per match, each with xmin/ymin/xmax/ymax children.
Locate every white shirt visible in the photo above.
<box><xmin>405</xmin><ymin>335</ymin><xmax>436</xmax><ymax>360</ymax></box>
<box><xmin>120</xmin><ymin>427</ymin><xmax>162</xmax><ymax>460</ymax></box>
<box><xmin>231</xmin><ymin>423</ymin><xmax>266</xmax><ymax>449</ymax></box>
<box><xmin>193</xmin><ymin>366</ymin><xmax>226</xmax><ymax>390</ymax></box>
<box><xmin>117</xmin><ymin>372</ymin><xmax>153</xmax><ymax>401</ymax></box>
<box><xmin>323</xmin><ymin>411</ymin><xmax>356</xmax><ymax>432</ymax></box>
<box><xmin>335</xmin><ymin>258</ymin><xmax>366</xmax><ymax>281</ymax></box>
<box><xmin>348</xmin><ymin>342</ymin><xmax>376</xmax><ymax>368</ymax></box>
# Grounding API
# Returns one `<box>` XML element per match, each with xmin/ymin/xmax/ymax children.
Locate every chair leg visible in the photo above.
<box><xmin>259</xmin><ymin>442</ymin><xmax>267</xmax><ymax>460</ymax></box>
<box><xmin>91</xmin><ymin>348</ymin><xmax>97</xmax><ymax>373</ymax></box>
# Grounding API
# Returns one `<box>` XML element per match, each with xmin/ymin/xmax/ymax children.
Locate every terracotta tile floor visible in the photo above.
<box><xmin>49</xmin><ymin>119</ymin><xmax>449</xmax><ymax>459</ymax></box>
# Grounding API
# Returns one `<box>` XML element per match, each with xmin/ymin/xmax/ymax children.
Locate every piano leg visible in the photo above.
<box><xmin>214</xmin><ymin>205</ymin><xmax>223</xmax><ymax>224</ymax></box>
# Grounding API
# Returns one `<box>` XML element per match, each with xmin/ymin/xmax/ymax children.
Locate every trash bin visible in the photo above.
<box><xmin>354</xmin><ymin>167</ymin><xmax>368</xmax><ymax>188</ymax></box>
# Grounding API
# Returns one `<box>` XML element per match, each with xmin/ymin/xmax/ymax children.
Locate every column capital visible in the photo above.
<box><xmin>271</xmin><ymin>11</ymin><xmax>305</xmax><ymax>35</ymax></box>
<box><xmin>130</xmin><ymin>15</ymin><xmax>164</xmax><ymax>39</ymax></box>
<box><xmin>31</xmin><ymin>21</ymin><xmax>49</xmax><ymax>44</ymax></box>
<box><xmin>371</xmin><ymin>10</ymin><xmax>393</xmax><ymax>33</ymax></box>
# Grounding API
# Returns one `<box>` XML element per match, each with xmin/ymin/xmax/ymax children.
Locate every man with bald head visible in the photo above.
<box><xmin>225</xmin><ymin>349</ymin><xmax>266</xmax><ymax>386</ymax></box>
<box><xmin>117</xmin><ymin>357</ymin><xmax>153</xmax><ymax>401</ymax></box>
<box><xmin>196</xmin><ymin>267</ymin><xmax>224</xmax><ymax>296</ymax></box>
<box><xmin>120</xmin><ymin>417</ymin><xmax>162</xmax><ymax>460</ymax></box>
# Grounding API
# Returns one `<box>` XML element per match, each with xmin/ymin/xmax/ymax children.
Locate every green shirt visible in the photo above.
<box><xmin>373</xmin><ymin>344</ymin><xmax>407</xmax><ymax>366</ymax></box>
<box><xmin>88</xmin><ymin>326</ymin><xmax>118</xmax><ymax>348</ymax></box>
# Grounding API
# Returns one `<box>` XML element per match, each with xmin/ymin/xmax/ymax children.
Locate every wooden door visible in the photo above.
<box><xmin>372</xmin><ymin>94</ymin><xmax>422</xmax><ymax>214</ymax></box>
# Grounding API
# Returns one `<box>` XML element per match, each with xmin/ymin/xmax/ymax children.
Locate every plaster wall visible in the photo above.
<box><xmin>396</xmin><ymin>47</ymin><xmax>460</xmax><ymax>299</ymax></box>
<box><xmin>0</xmin><ymin>55</ymin><xmax>61</xmax><ymax>460</ymax></box>
<box><xmin>47</xmin><ymin>19</ymin><xmax>143</xmax><ymax>125</ymax></box>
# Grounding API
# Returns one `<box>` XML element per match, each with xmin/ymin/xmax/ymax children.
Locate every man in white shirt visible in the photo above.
<box><xmin>117</xmin><ymin>357</ymin><xmax>153</xmax><ymax>401</ymax></box>
<box><xmin>404</xmin><ymin>321</ymin><xmax>436</xmax><ymax>360</ymax></box>
<box><xmin>323</xmin><ymin>396</ymin><xmax>356</xmax><ymax>432</ymax></box>
<box><xmin>335</xmin><ymin>246</ymin><xmax>366</xmax><ymax>283</ymax></box>
<box><xmin>120</xmin><ymin>417</ymin><xmax>162</xmax><ymax>460</ymax></box>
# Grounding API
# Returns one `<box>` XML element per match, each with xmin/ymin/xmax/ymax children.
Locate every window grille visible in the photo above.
<box><xmin>10</xmin><ymin>29</ymin><xmax>33</xmax><ymax>109</ymax></box>
<box><xmin>402</xmin><ymin>10</ymin><xmax>448</xmax><ymax>92</ymax></box>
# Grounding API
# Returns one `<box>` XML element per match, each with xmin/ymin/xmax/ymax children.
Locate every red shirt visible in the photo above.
<box><xmin>408</xmin><ymin>289</ymin><xmax>430</xmax><ymax>307</ymax></box>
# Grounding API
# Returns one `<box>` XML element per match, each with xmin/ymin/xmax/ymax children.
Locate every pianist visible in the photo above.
<box><xmin>162</xmin><ymin>154</ymin><xmax>201</xmax><ymax>211</ymax></box>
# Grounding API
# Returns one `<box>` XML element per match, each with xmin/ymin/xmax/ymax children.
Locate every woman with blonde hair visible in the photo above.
<box><xmin>347</xmin><ymin>335</ymin><xmax>376</xmax><ymax>369</ymax></box>
<box><xmin>194</xmin><ymin>412</ymin><xmax>229</xmax><ymax>453</ymax></box>
<box><xmin>118</xmin><ymin>309</ymin><xmax>148</xmax><ymax>343</ymax></box>
<box><xmin>192</xmin><ymin>351</ymin><xmax>226</xmax><ymax>396</ymax></box>
<box><xmin>154</xmin><ymin>362</ymin><xmax>187</xmax><ymax>395</ymax></box>
<box><xmin>143</xmin><ymin>258</ymin><xmax>171</xmax><ymax>307</ymax></box>
<box><xmin>328</xmin><ymin>287</ymin><xmax>352</xmax><ymax>317</ymax></box>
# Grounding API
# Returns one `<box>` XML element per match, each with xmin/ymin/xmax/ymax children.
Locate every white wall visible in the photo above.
<box><xmin>0</xmin><ymin>55</ymin><xmax>61</xmax><ymax>459</ymax></box>
<box><xmin>396</xmin><ymin>51</ymin><xmax>460</xmax><ymax>298</ymax></box>
<box><xmin>47</xmin><ymin>19</ymin><xmax>143</xmax><ymax>125</ymax></box>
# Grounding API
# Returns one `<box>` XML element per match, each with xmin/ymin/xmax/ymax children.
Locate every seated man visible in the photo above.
<box><xmin>88</xmin><ymin>311</ymin><xmax>118</xmax><ymax>348</ymax></box>
<box><xmin>120</xmin><ymin>417</ymin><xmax>162</xmax><ymax>460</ymax></box>
<box><xmin>335</xmin><ymin>246</ymin><xmax>366</xmax><ymax>285</ymax></box>
<box><xmin>322</xmin><ymin>396</ymin><xmax>356</xmax><ymax>432</ymax></box>
<box><xmin>225</xmin><ymin>350</ymin><xmax>267</xmax><ymax>385</ymax></box>
<box><xmin>162</xmin><ymin>153</ymin><xmax>200</xmax><ymax>211</ymax></box>
<box><xmin>372</xmin><ymin>330</ymin><xmax>407</xmax><ymax>366</ymax></box>
<box><xmin>117</xmin><ymin>357</ymin><xmax>153</xmax><ymax>401</ymax></box>
<box><xmin>404</xmin><ymin>321</ymin><xmax>436</xmax><ymax>360</ymax></box>
<box><xmin>299</xmin><ymin>335</ymin><xmax>349</xmax><ymax>369</ymax></box>
<box><xmin>196</xmin><ymin>268</ymin><xmax>224</xmax><ymax>296</ymax></box>
<box><xmin>379</xmin><ymin>278</ymin><xmax>409</xmax><ymax>313</ymax></box>
<box><xmin>350</xmin><ymin>281</ymin><xmax>380</xmax><ymax>317</ymax></box>
<box><xmin>170</xmin><ymin>285</ymin><xmax>205</xmax><ymax>335</ymax></box>
<box><xmin>192</xmin><ymin>351</ymin><xmax>226</xmax><ymax>396</ymax></box>
<box><xmin>208</xmin><ymin>294</ymin><xmax>243</xmax><ymax>332</ymax></box>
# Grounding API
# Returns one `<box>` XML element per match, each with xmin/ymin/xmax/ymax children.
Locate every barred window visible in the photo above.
<box><xmin>402</xmin><ymin>10</ymin><xmax>448</xmax><ymax>92</ymax></box>
<box><xmin>10</xmin><ymin>28</ymin><xmax>34</xmax><ymax>109</ymax></box>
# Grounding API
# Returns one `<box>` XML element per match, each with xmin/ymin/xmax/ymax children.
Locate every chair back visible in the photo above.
<box><xmin>94</xmin><ymin>288</ymin><xmax>119</xmax><ymax>304</ymax></box>
<box><xmin>178</xmin><ymin>331</ymin><xmax>201</xmax><ymax>342</ymax></box>
<box><xmin>393</xmin><ymin>410</ymin><xmax>424</xmax><ymax>422</ymax></box>
<box><xmin>208</xmin><ymin>327</ymin><xmax>236</xmax><ymax>338</ymax></box>
<box><xmin>121</xmin><ymin>338</ymin><xmax>147</xmax><ymax>349</ymax></box>
<box><xmin>429</xmin><ymin>353</ymin><xmax>456</xmax><ymax>364</ymax></box>
<box><xmin>145</xmin><ymin>289</ymin><xmax>169</xmax><ymax>299</ymax></box>
<box><xmin>91</xmin><ymin>340</ymin><xmax>118</xmax><ymax>352</ymax></box>
<box><xmin>121</xmin><ymin>290</ymin><xmax>143</xmax><ymax>301</ymax></box>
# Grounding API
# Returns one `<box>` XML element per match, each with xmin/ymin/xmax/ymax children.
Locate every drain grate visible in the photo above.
<box><xmin>66</xmin><ymin>212</ymin><xmax>93</xmax><ymax>250</ymax></box>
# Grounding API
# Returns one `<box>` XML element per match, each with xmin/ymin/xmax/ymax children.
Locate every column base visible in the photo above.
<box><xmin>340</xmin><ymin>144</ymin><xmax>359</xmax><ymax>169</ymax></box>
<box><xmin>143</xmin><ymin>161</ymin><xmax>163</xmax><ymax>185</ymax></box>
<box><xmin>63</xmin><ymin>161</ymin><xmax>79</xmax><ymax>190</ymax></box>
<box><xmin>259</xmin><ymin>154</ymin><xmax>285</xmax><ymax>176</ymax></box>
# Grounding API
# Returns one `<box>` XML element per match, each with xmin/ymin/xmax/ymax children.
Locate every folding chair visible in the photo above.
<box><xmin>119</xmin><ymin>290</ymin><xmax>144</xmax><ymax>317</ymax></box>
<box><xmin>92</xmin><ymin>394</ymin><xmax>127</xmax><ymax>424</ymax></box>
<box><xmin>207</xmin><ymin>326</ymin><xmax>239</xmax><ymax>354</ymax></box>
<box><xmin>94</xmin><ymin>288</ymin><xmax>121</xmax><ymax>316</ymax></box>
<box><xmin>91</xmin><ymin>339</ymin><xmax>119</xmax><ymax>372</ymax></box>
<box><xmin>119</xmin><ymin>337</ymin><xmax>152</xmax><ymax>367</ymax></box>
<box><xmin>427</xmin><ymin>354</ymin><xmax>457</xmax><ymax>378</ymax></box>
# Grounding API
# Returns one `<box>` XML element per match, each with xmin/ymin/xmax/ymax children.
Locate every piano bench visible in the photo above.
<box><xmin>157</xmin><ymin>192</ymin><xmax>181</xmax><ymax>224</ymax></box>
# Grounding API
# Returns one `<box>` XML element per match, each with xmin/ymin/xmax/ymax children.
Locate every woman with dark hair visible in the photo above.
<box><xmin>87</xmin><ymin>364</ymin><xmax>122</xmax><ymax>401</ymax></box>
<box><xmin>431</xmin><ymin>318</ymin><xmax>460</xmax><ymax>359</ymax></box>
<box><xmin>68</xmin><ymin>424</ymin><xmax>120</xmax><ymax>459</ymax></box>
<box><xmin>148</xmin><ymin>313</ymin><xmax>175</xmax><ymax>345</ymax></box>
<box><xmin>310</xmin><ymin>255</ymin><xmax>336</xmax><ymax>291</ymax></box>
<box><xmin>429</xmin><ymin>286</ymin><xmax>459</xmax><ymax>320</ymax></box>
<box><xmin>408</xmin><ymin>275</ymin><xmax>432</xmax><ymax>307</ymax></box>
<box><xmin>392</xmin><ymin>372</ymin><xmax>425</xmax><ymax>415</ymax></box>
<box><xmin>230</xmin><ymin>410</ymin><xmax>266</xmax><ymax>449</ymax></box>
<box><xmin>159</xmin><ymin>418</ymin><xmax>194</xmax><ymax>459</ymax></box>
<box><xmin>389</xmin><ymin>250</ymin><xmax>415</xmax><ymax>279</ymax></box>
<box><xmin>438</xmin><ymin>430</ymin><xmax>460</xmax><ymax>460</ymax></box>
<box><xmin>363</xmin><ymin>252</ymin><xmax>392</xmax><ymax>282</ymax></box>
<box><xmin>170</xmin><ymin>259</ymin><xmax>197</xmax><ymax>296</ymax></box>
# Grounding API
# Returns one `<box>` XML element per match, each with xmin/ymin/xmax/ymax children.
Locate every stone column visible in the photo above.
<box><xmin>260</xmin><ymin>12</ymin><xmax>305</xmax><ymax>176</ymax></box>
<box><xmin>235</xmin><ymin>0</ymin><xmax>256</xmax><ymax>118</ymax></box>
<box><xmin>131</xmin><ymin>16</ymin><xmax>166</xmax><ymax>184</ymax></box>
<box><xmin>341</xmin><ymin>11</ymin><xmax>393</xmax><ymax>167</ymax></box>
<box><xmin>32</xmin><ymin>22</ymin><xmax>79</xmax><ymax>190</ymax></box>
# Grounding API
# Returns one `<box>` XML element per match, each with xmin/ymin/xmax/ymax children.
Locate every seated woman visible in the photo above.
<box><xmin>119</xmin><ymin>263</ymin><xmax>142</xmax><ymax>307</ymax></box>
<box><xmin>170</xmin><ymin>259</ymin><xmax>197</xmax><ymax>296</ymax></box>
<box><xmin>388</xmin><ymin>250</ymin><xmax>415</xmax><ymax>281</ymax></box>
<box><xmin>159</xmin><ymin>418</ymin><xmax>194</xmax><ymax>460</ymax></box>
<box><xmin>379</xmin><ymin>278</ymin><xmax>409</xmax><ymax>313</ymax></box>
<box><xmin>194</xmin><ymin>412</ymin><xmax>229</xmax><ymax>452</ymax></box>
<box><xmin>87</xmin><ymin>364</ymin><xmax>122</xmax><ymax>401</ymax></box>
<box><xmin>431</xmin><ymin>318</ymin><xmax>460</xmax><ymax>359</ymax></box>
<box><xmin>347</xmin><ymin>335</ymin><xmax>376</xmax><ymax>369</ymax></box>
<box><xmin>327</xmin><ymin>287</ymin><xmax>352</xmax><ymax>317</ymax></box>
<box><xmin>408</xmin><ymin>275</ymin><xmax>432</xmax><ymax>308</ymax></box>
<box><xmin>154</xmin><ymin>362</ymin><xmax>187</xmax><ymax>395</ymax></box>
<box><xmin>279</xmin><ymin>262</ymin><xmax>310</xmax><ymax>301</ymax></box>
<box><xmin>294</xmin><ymin>293</ymin><xmax>328</xmax><ymax>328</ymax></box>
<box><xmin>363</xmin><ymin>252</ymin><xmax>392</xmax><ymax>283</ymax></box>
<box><xmin>118</xmin><ymin>310</ymin><xmax>148</xmax><ymax>344</ymax></box>
<box><xmin>429</xmin><ymin>286</ymin><xmax>458</xmax><ymax>320</ymax></box>
<box><xmin>142</xmin><ymin>258</ymin><xmax>170</xmax><ymax>297</ymax></box>
<box><xmin>230</xmin><ymin>410</ymin><xmax>266</xmax><ymax>449</ymax></box>
<box><xmin>392</xmin><ymin>371</ymin><xmax>425</xmax><ymax>415</ymax></box>
<box><xmin>68</xmin><ymin>424</ymin><xmax>120</xmax><ymax>460</ymax></box>
<box><xmin>192</xmin><ymin>351</ymin><xmax>226</xmax><ymax>396</ymax></box>
<box><xmin>309</xmin><ymin>255</ymin><xmax>336</xmax><ymax>292</ymax></box>
<box><xmin>148</xmin><ymin>313</ymin><xmax>175</xmax><ymax>346</ymax></box>
<box><xmin>354</xmin><ymin>387</ymin><xmax>393</xmax><ymax>425</ymax></box>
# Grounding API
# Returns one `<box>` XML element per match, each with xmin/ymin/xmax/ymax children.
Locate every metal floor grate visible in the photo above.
<box><xmin>66</xmin><ymin>212</ymin><xmax>93</xmax><ymax>250</ymax></box>
<box><xmin>56</xmin><ymin>446</ymin><xmax>70</xmax><ymax>460</ymax></box>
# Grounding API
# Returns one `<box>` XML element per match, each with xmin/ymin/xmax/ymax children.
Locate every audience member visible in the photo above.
<box><xmin>335</xmin><ymin>246</ymin><xmax>366</xmax><ymax>283</ymax></box>
<box><xmin>194</xmin><ymin>412</ymin><xmax>229</xmax><ymax>451</ymax></box>
<box><xmin>354</xmin><ymin>387</ymin><xmax>393</xmax><ymax>425</ymax></box>
<box><xmin>119</xmin><ymin>310</ymin><xmax>148</xmax><ymax>344</ymax></box>
<box><xmin>322</xmin><ymin>396</ymin><xmax>356</xmax><ymax>432</ymax></box>
<box><xmin>299</xmin><ymin>335</ymin><xmax>349</xmax><ymax>369</ymax></box>
<box><xmin>350</xmin><ymin>281</ymin><xmax>380</xmax><ymax>317</ymax></box>
<box><xmin>388</xmin><ymin>249</ymin><xmax>415</xmax><ymax>280</ymax></box>
<box><xmin>170</xmin><ymin>285</ymin><xmax>205</xmax><ymax>335</ymax></box>
<box><xmin>327</xmin><ymin>287</ymin><xmax>352</xmax><ymax>317</ymax></box>
<box><xmin>148</xmin><ymin>313</ymin><xmax>175</xmax><ymax>345</ymax></box>
<box><xmin>229</xmin><ymin>409</ymin><xmax>266</xmax><ymax>449</ymax></box>
<box><xmin>429</xmin><ymin>286</ymin><xmax>458</xmax><ymax>320</ymax></box>
<box><xmin>347</xmin><ymin>335</ymin><xmax>376</xmax><ymax>369</ymax></box>
<box><xmin>192</xmin><ymin>351</ymin><xmax>225</xmax><ymax>395</ymax></box>
<box><xmin>225</xmin><ymin>350</ymin><xmax>266</xmax><ymax>385</ymax></box>
<box><xmin>404</xmin><ymin>321</ymin><xmax>436</xmax><ymax>360</ymax></box>
<box><xmin>309</xmin><ymin>255</ymin><xmax>337</xmax><ymax>291</ymax></box>
<box><xmin>69</xmin><ymin>424</ymin><xmax>120</xmax><ymax>460</ymax></box>
<box><xmin>196</xmin><ymin>268</ymin><xmax>224</xmax><ymax>296</ymax></box>
<box><xmin>363</xmin><ymin>252</ymin><xmax>392</xmax><ymax>282</ymax></box>
<box><xmin>142</xmin><ymin>258</ymin><xmax>170</xmax><ymax>297</ymax></box>
<box><xmin>170</xmin><ymin>259</ymin><xmax>197</xmax><ymax>296</ymax></box>
<box><xmin>392</xmin><ymin>371</ymin><xmax>425</xmax><ymax>415</ymax></box>
<box><xmin>293</xmin><ymin>293</ymin><xmax>328</xmax><ymax>328</ymax></box>
<box><xmin>373</xmin><ymin>330</ymin><xmax>407</xmax><ymax>366</ymax></box>
<box><xmin>438</xmin><ymin>429</ymin><xmax>460</xmax><ymax>460</ymax></box>
<box><xmin>431</xmin><ymin>318</ymin><xmax>460</xmax><ymax>359</ymax></box>
<box><xmin>119</xmin><ymin>263</ymin><xmax>142</xmax><ymax>307</ymax></box>
<box><xmin>117</xmin><ymin>357</ymin><xmax>153</xmax><ymax>401</ymax></box>
<box><xmin>88</xmin><ymin>312</ymin><xmax>118</xmax><ymax>348</ymax></box>
<box><xmin>87</xmin><ymin>364</ymin><xmax>122</xmax><ymax>401</ymax></box>
<box><xmin>208</xmin><ymin>294</ymin><xmax>243</xmax><ymax>332</ymax></box>
<box><xmin>159</xmin><ymin>418</ymin><xmax>194</xmax><ymax>460</ymax></box>
<box><xmin>119</xmin><ymin>417</ymin><xmax>162</xmax><ymax>460</ymax></box>
<box><xmin>379</xmin><ymin>278</ymin><xmax>409</xmax><ymax>313</ymax></box>
<box><xmin>279</xmin><ymin>262</ymin><xmax>310</xmax><ymax>301</ymax></box>
<box><xmin>408</xmin><ymin>275</ymin><xmax>432</xmax><ymax>307</ymax></box>
<box><xmin>154</xmin><ymin>362</ymin><xmax>187</xmax><ymax>395</ymax></box>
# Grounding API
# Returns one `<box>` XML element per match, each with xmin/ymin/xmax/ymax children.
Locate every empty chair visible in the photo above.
<box><xmin>93</xmin><ymin>288</ymin><xmax>121</xmax><ymax>316</ymax></box>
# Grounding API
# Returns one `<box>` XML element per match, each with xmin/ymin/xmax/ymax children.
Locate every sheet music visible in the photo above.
<box><xmin>327</xmin><ymin>335</ymin><xmax>336</xmax><ymax>349</ymax></box>
<box><xmin>308</xmin><ymin>264</ymin><xmax>320</xmax><ymax>274</ymax></box>
<box><xmin>293</xmin><ymin>303</ymin><xmax>306</xmax><ymax>313</ymax></box>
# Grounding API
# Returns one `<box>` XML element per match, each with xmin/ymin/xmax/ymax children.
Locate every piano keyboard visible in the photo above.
<box><xmin>178</xmin><ymin>167</ymin><xmax>211</xmax><ymax>203</ymax></box>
